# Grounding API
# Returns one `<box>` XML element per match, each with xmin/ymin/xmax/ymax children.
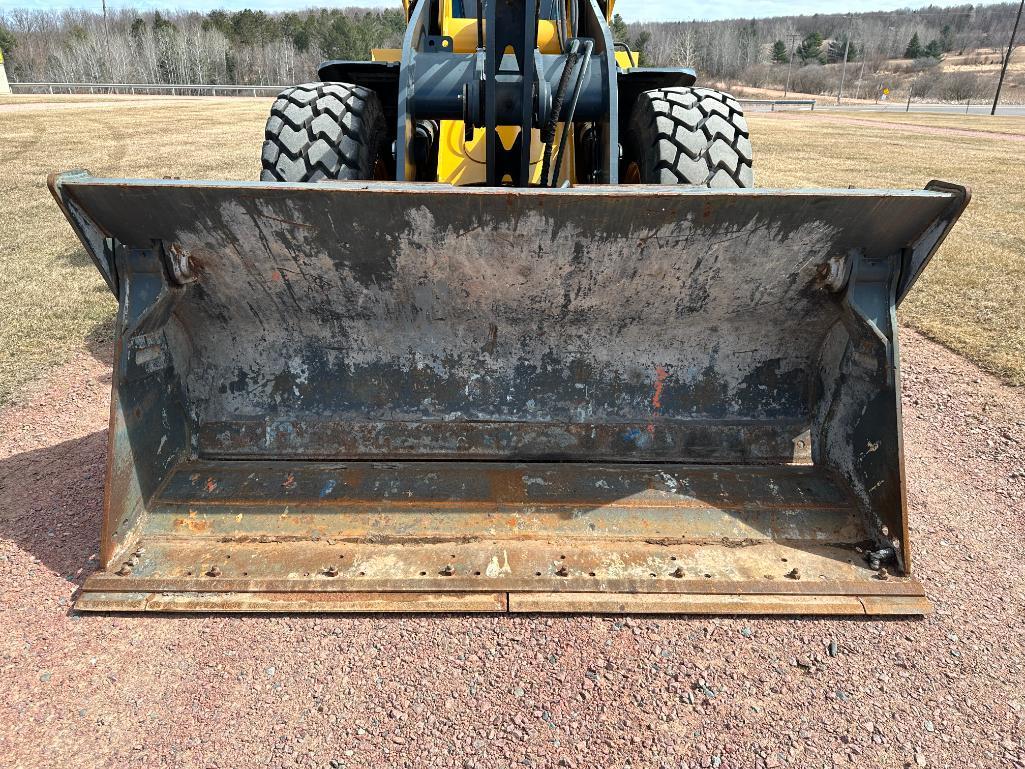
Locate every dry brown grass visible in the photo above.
<box><xmin>0</xmin><ymin>94</ymin><xmax>167</xmax><ymax>105</ymax></box>
<box><xmin>0</xmin><ymin>99</ymin><xmax>268</xmax><ymax>405</ymax></box>
<box><xmin>810</xmin><ymin>110</ymin><xmax>1025</xmax><ymax>136</ymax></box>
<box><xmin>0</xmin><ymin>95</ymin><xmax>126</xmax><ymax>105</ymax></box>
<box><xmin>0</xmin><ymin>98</ymin><xmax>1021</xmax><ymax>405</ymax></box>
<box><xmin>751</xmin><ymin>111</ymin><xmax>1025</xmax><ymax>385</ymax></box>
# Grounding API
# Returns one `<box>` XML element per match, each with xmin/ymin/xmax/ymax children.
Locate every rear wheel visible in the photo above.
<box><xmin>261</xmin><ymin>82</ymin><xmax>390</xmax><ymax>182</ymax></box>
<box><xmin>622</xmin><ymin>87</ymin><xmax>753</xmax><ymax>188</ymax></box>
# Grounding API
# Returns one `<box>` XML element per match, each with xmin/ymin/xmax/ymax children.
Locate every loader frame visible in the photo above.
<box><xmin>317</xmin><ymin>0</ymin><xmax>696</xmax><ymax>185</ymax></box>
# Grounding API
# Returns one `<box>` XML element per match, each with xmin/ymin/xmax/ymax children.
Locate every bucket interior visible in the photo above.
<box><xmin>49</xmin><ymin>178</ymin><xmax>965</xmax><ymax>613</ymax></box>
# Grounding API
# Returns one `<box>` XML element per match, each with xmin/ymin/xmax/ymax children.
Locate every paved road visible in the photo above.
<box><xmin>822</xmin><ymin>102</ymin><xmax>1025</xmax><ymax>116</ymax></box>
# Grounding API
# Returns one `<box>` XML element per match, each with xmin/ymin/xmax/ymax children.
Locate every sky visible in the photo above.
<box><xmin>0</xmin><ymin>0</ymin><xmax>1012</xmax><ymax>23</ymax></box>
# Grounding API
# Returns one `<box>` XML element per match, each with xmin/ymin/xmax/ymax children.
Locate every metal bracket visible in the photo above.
<box><xmin>425</xmin><ymin>35</ymin><xmax>454</xmax><ymax>52</ymax></box>
<box><xmin>897</xmin><ymin>181</ymin><xmax>971</xmax><ymax>305</ymax></box>
<box><xmin>161</xmin><ymin>242</ymin><xmax>198</xmax><ymax>286</ymax></box>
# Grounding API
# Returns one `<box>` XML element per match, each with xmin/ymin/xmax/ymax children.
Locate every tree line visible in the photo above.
<box><xmin>618</xmin><ymin>3</ymin><xmax>1018</xmax><ymax>100</ymax></box>
<box><xmin>621</xmin><ymin>4</ymin><xmax>1016</xmax><ymax>74</ymax></box>
<box><xmin>0</xmin><ymin>7</ymin><xmax>405</xmax><ymax>85</ymax></box>
<box><xmin>0</xmin><ymin>3</ymin><xmax>1019</xmax><ymax>101</ymax></box>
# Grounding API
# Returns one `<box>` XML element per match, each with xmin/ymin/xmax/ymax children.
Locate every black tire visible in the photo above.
<box><xmin>623</xmin><ymin>87</ymin><xmax>754</xmax><ymax>188</ymax></box>
<box><xmin>260</xmin><ymin>82</ymin><xmax>390</xmax><ymax>182</ymax></box>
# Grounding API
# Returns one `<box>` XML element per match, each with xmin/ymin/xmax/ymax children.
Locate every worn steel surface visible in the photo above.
<box><xmin>50</xmin><ymin>174</ymin><xmax>968</xmax><ymax>615</ymax></box>
<box><xmin>76</xmin><ymin>590</ymin><xmax>509</xmax><ymax>613</ymax></box>
<box><xmin>76</xmin><ymin>592</ymin><xmax>930</xmax><ymax>615</ymax></box>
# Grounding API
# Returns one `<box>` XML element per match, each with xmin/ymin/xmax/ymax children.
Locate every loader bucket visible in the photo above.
<box><xmin>51</xmin><ymin>173</ymin><xmax>968</xmax><ymax>614</ymax></box>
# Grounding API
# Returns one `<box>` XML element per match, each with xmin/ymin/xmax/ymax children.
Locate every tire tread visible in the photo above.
<box><xmin>260</xmin><ymin>82</ymin><xmax>386</xmax><ymax>182</ymax></box>
<box><xmin>625</xmin><ymin>87</ymin><xmax>754</xmax><ymax>188</ymax></box>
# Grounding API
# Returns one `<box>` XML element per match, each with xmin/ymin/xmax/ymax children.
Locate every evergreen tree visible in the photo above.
<box><xmin>940</xmin><ymin>24</ymin><xmax>955</xmax><ymax>52</ymax></box>
<box><xmin>826</xmin><ymin>36</ymin><xmax>856</xmax><ymax>63</ymax></box>
<box><xmin>292</xmin><ymin>26</ymin><xmax>312</xmax><ymax>53</ymax></box>
<box><xmin>229</xmin><ymin>10</ymin><xmax>271</xmax><ymax>47</ymax></box>
<box><xmin>129</xmin><ymin>17</ymin><xmax>147</xmax><ymax>43</ymax></box>
<box><xmin>0</xmin><ymin>22</ymin><xmax>17</xmax><ymax>55</ymax></box>
<box><xmin>318</xmin><ymin>13</ymin><xmax>357</xmax><ymax>60</ymax></box>
<box><xmin>797</xmin><ymin>32</ymin><xmax>825</xmax><ymax>64</ymax></box>
<box><xmin>632</xmin><ymin>29</ymin><xmax>650</xmax><ymax>64</ymax></box>
<box><xmin>924</xmin><ymin>39</ymin><xmax>944</xmax><ymax>59</ymax></box>
<box><xmin>904</xmin><ymin>32</ymin><xmax>923</xmax><ymax>59</ymax></box>
<box><xmin>771</xmin><ymin>39</ymin><xmax>789</xmax><ymax>64</ymax></box>
<box><xmin>610</xmin><ymin>13</ymin><xmax>629</xmax><ymax>42</ymax></box>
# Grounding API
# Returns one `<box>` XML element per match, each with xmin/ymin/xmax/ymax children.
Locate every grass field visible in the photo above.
<box><xmin>750</xmin><ymin>111</ymin><xmax>1025</xmax><ymax>386</ymax></box>
<box><xmin>0</xmin><ymin>97</ymin><xmax>1022</xmax><ymax>405</ymax></box>
<box><xmin>815</xmin><ymin>110</ymin><xmax>1025</xmax><ymax>134</ymax></box>
<box><xmin>0</xmin><ymin>99</ymin><xmax>267</xmax><ymax>405</ymax></box>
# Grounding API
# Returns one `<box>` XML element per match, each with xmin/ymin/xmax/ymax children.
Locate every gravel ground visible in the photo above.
<box><xmin>0</xmin><ymin>330</ymin><xmax>1023</xmax><ymax>769</ymax></box>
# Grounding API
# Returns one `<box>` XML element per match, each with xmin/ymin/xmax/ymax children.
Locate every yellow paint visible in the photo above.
<box><xmin>615</xmin><ymin>50</ymin><xmax>635</xmax><ymax>69</ymax></box>
<box><xmin>371</xmin><ymin>48</ymin><xmax>401</xmax><ymax>62</ymax></box>
<box><xmin>440</xmin><ymin>14</ymin><xmax>563</xmax><ymax>54</ymax></box>
<box><xmin>437</xmin><ymin>121</ymin><xmax>574</xmax><ymax>185</ymax></box>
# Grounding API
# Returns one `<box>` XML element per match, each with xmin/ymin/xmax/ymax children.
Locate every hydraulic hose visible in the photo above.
<box><xmin>476</xmin><ymin>0</ymin><xmax>483</xmax><ymax>50</ymax></box>
<box><xmin>551</xmin><ymin>38</ymin><xmax>592</xmax><ymax>187</ymax></box>
<box><xmin>539</xmin><ymin>38</ymin><xmax>580</xmax><ymax>187</ymax></box>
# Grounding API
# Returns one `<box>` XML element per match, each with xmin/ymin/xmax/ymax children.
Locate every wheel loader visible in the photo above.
<box><xmin>51</xmin><ymin>0</ymin><xmax>969</xmax><ymax>614</ymax></box>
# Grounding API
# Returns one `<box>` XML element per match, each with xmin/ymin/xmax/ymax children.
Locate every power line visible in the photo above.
<box><xmin>992</xmin><ymin>0</ymin><xmax>1023</xmax><ymax>114</ymax></box>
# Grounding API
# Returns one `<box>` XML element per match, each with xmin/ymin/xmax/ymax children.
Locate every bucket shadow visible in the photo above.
<box><xmin>84</xmin><ymin>314</ymin><xmax>115</xmax><ymax>368</ymax></box>
<box><xmin>0</xmin><ymin>431</ymin><xmax>107</xmax><ymax>582</ymax></box>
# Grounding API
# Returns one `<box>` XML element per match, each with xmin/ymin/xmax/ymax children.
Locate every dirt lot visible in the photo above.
<box><xmin>0</xmin><ymin>97</ymin><xmax>1024</xmax><ymax>768</ymax></box>
<box><xmin>1</xmin><ymin>327</ymin><xmax>1023</xmax><ymax>769</ymax></box>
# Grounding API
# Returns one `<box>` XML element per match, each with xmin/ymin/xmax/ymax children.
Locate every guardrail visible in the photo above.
<box><xmin>738</xmin><ymin>98</ymin><xmax>816</xmax><ymax>111</ymax></box>
<box><xmin>9</xmin><ymin>82</ymin><xmax>285</xmax><ymax>97</ymax></box>
<box><xmin>10</xmin><ymin>83</ymin><xmax>819</xmax><ymax>112</ymax></box>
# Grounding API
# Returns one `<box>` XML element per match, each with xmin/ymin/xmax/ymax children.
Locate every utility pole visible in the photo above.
<box><xmin>992</xmin><ymin>0</ymin><xmax>1023</xmax><ymax>115</ymax></box>
<box><xmin>837</xmin><ymin>14</ymin><xmax>854</xmax><ymax>105</ymax></box>
<box><xmin>101</xmin><ymin>0</ymin><xmax>111</xmax><ymax>77</ymax></box>
<box><xmin>784</xmin><ymin>33</ymin><xmax>800</xmax><ymax>97</ymax></box>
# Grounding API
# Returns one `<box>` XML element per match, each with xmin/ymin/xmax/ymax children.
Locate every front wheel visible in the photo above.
<box><xmin>260</xmin><ymin>82</ymin><xmax>391</xmax><ymax>182</ymax></box>
<box><xmin>622</xmin><ymin>87</ymin><xmax>754</xmax><ymax>188</ymax></box>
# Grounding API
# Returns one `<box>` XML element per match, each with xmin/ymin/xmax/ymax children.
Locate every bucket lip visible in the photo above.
<box><xmin>52</xmin><ymin>172</ymin><xmax>960</xmax><ymax>200</ymax></box>
<box><xmin>74</xmin><ymin>589</ymin><xmax>931</xmax><ymax>615</ymax></box>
